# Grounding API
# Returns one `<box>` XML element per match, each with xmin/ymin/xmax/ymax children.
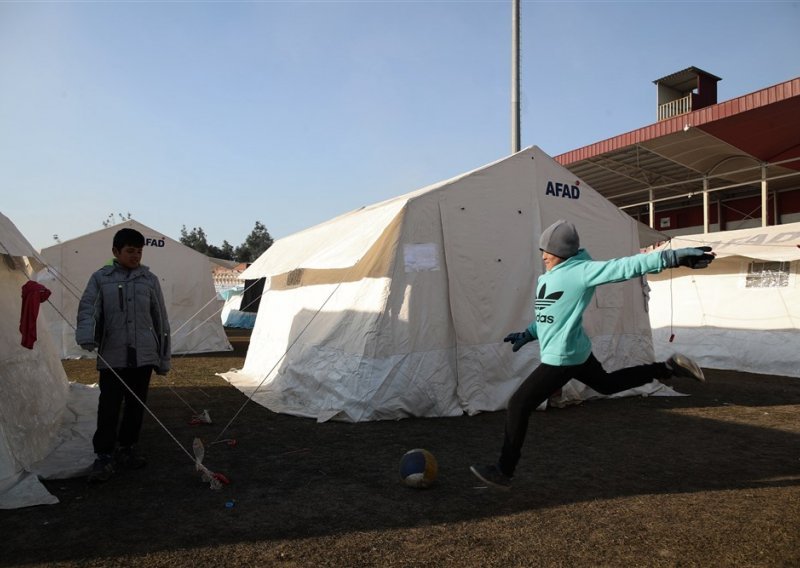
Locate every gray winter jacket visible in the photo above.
<box><xmin>76</xmin><ymin>261</ymin><xmax>171</xmax><ymax>374</ymax></box>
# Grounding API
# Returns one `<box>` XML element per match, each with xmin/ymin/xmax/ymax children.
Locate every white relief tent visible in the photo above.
<box><xmin>221</xmin><ymin>146</ymin><xmax>676</xmax><ymax>422</ymax></box>
<box><xmin>0</xmin><ymin>212</ymin><xmax>95</xmax><ymax>509</ymax></box>
<box><xmin>40</xmin><ymin>219</ymin><xmax>232</xmax><ymax>359</ymax></box>
<box><xmin>649</xmin><ymin>223</ymin><xmax>800</xmax><ymax>377</ymax></box>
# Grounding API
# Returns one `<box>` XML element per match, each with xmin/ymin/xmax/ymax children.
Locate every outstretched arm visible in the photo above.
<box><xmin>581</xmin><ymin>247</ymin><xmax>716</xmax><ymax>287</ymax></box>
<box><xmin>661</xmin><ymin>246</ymin><xmax>715</xmax><ymax>269</ymax></box>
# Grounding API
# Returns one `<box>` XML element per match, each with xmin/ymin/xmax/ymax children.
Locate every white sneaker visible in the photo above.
<box><xmin>470</xmin><ymin>464</ymin><xmax>513</xmax><ymax>490</ymax></box>
<box><xmin>667</xmin><ymin>353</ymin><xmax>705</xmax><ymax>382</ymax></box>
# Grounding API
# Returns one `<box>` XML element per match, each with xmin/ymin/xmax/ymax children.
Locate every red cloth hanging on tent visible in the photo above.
<box><xmin>20</xmin><ymin>281</ymin><xmax>51</xmax><ymax>349</ymax></box>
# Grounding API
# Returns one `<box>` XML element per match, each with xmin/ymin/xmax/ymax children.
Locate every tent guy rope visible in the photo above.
<box><xmin>0</xmin><ymin>238</ymin><xmax>230</xmax><ymax>490</ymax></box>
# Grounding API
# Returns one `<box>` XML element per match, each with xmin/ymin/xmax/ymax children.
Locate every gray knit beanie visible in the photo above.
<box><xmin>539</xmin><ymin>219</ymin><xmax>580</xmax><ymax>259</ymax></box>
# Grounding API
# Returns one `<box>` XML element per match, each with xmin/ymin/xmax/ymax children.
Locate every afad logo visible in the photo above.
<box><xmin>534</xmin><ymin>283</ymin><xmax>563</xmax><ymax>324</ymax></box>
<box><xmin>145</xmin><ymin>236</ymin><xmax>166</xmax><ymax>248</ymax></box>
<box><xmin>545</xmin><ymin>179</ymin><xmax>580</xmax><ymax>200</ymax></box>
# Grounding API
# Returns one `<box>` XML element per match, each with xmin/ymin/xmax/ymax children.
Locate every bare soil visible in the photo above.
<box><xmin>2</xmin><ymin>328</ymin><xmax>799</xmax><ymax>567</ymax></box>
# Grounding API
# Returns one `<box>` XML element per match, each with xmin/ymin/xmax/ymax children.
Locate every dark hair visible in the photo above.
<box><xmin>113</xmin><ymin>228</ymin><xmax>145</xmax><ymax>250</ymax></box>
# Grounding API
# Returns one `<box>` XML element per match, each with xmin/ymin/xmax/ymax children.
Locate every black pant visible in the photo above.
<box><xmin>93</xmin><ymin>366</ymin><xmax>153</xmax><ymax>455</ymax></box>
<box><xmin>497</xmin><ymin>353</ymin><xmax>671</xmax><ymax>477</ymax></box>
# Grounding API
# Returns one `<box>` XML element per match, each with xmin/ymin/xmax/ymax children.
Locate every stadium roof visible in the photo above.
<box><xmin>555</xmin><ymin>77</ymin><xmax>800</xmax><ymax>215</ymax></box>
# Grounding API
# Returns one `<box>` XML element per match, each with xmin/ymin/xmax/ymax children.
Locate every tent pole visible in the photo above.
<box><xmin>511</xmin><ymin>0</ymin><xmax>520</xmax><ymax>153</ymax></box>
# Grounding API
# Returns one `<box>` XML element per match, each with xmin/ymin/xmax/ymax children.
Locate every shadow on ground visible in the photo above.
<box><xmin>2</xmin><ymin>333</ymin><xmax>798</xmax><ymax>567</ymax></box>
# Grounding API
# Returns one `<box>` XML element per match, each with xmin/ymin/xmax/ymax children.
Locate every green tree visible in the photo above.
<box><xmin>219</xmin><ymin>240</ymin><xmax>235</xmax><ymax>260</ymax></box>
<box><xmin>207</xmin><ymin>240</ymin><xmax>235</xmax><ymax>261</ymax></box>
<box><xmin>180</xmin><ymin>225</ymin><xmax>210</xmax><ymax>255</ymax></box>
<box><xmin>235</xmin><ymin>221</ymin><xmax>273</xmax><ymax>263</ymax></box>
<box><xmin>102</xmin><ymin>212</ymin><xmax>132</xmax><ymax>228</ymax></box>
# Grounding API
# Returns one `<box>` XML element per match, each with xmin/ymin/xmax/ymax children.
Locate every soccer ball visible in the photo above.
<box><xmin>399</xmin><ymin>448</ymin><xmax>438</xmax><ymax>489</ymax></box>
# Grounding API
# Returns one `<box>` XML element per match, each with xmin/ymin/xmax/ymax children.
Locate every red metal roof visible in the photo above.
<box><xmin>556</xmin><ymin>77</ymin><xmax>800</xmax><ymax>171</ymax></box>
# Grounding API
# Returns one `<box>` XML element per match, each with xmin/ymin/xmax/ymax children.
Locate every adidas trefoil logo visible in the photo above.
<box><xmin>534</xmin><ymin>283</ymin><xmax>563</xmax><ymax>310</ymax></box>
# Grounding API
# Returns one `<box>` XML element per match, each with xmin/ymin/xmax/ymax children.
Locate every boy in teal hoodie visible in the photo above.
<box><xmin>471</xmin><ymin>219</ymin><xmax>715</xmax><ymax>490</ymax></box>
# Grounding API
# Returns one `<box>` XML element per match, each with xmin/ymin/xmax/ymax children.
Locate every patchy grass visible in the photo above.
<box><xmin>3</xmin><ymin>330</ymin><xmax>799</xmax><ymax>567</ymax></box>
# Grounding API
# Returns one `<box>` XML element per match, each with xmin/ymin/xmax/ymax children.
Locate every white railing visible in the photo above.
<box><xmin>658</xmin><ymin>95</ymin><xmax>692</xmax><ymax>120</ymax></box>
<box><xmin>213</xmin><ymin>273</ymin><xmax>243</xmax><ymax>289</ymax></box>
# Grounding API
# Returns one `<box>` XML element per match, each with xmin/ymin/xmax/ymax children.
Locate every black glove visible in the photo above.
<box><xmin>503</xmin><ymin>330</ymin><xmax>535</xmax><ymax>352</ymax></box>
<box><xmin>80</xmin><ymin>343</ymin><xmax>96</xmax><ymax>352</ymax></box>
<box><xmin>661</xmin><ymin>246</ymin><xmax>715</xmax><ymax>269</ymax></box>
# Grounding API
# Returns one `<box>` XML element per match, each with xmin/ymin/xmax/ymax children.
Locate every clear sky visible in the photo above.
<box><xmin>2</xmin><ymin>1</ymin><xmax>798</xmax><ymax>251</ymax></box>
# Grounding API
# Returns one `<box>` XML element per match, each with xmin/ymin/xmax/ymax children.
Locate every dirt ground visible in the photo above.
<box><xmin>2</xmin><ymin>328</ymin><xmax>799</xmax><ymax>567</ymax></box>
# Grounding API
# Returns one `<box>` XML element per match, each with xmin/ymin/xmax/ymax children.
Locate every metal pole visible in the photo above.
<box><xmin>703</xmin><ymin>177</ymin><xmax>709</xmax><ymax>234</ymax></box>
<box><xmin>511</xmin><ymin>0</ymin><xmax>520</xmax><ymax>153</ymax></box>
<box><xmin>761</xmin><ymin>164</ymin><xmax>768</xmax><ymax>227</ymax></box>
<box><xmin>773</xmin><ymin>191</ymin><xmax>779</xmax><ymax>225</ymax></box>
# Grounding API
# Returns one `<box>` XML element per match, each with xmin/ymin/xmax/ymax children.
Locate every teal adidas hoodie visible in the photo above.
<box><xmin>526</xmin><ymin>249</ymin><xmax>666</xmax><ymax>366</ymax></box>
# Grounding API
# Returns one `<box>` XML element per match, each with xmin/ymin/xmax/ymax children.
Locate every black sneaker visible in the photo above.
<box><xmin>87</xmin><ymin>454</ymin><xmax>115</xmax><ymax>483</ymax></box>
<box><xmin>666</xmin><ymin>353</ymin><xmax>705</xmax><ymax>382</ymax></box>
<box><xmin>470</xmin><ymin>464</ymin><xmax>512</xmax><ymax>490</ymax></box>
<box><xmin>115</xmin><ymin>446</ymin><xmax>147</xmax><ymax>470</ymax></box>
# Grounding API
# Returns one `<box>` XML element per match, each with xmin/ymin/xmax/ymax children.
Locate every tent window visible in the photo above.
<box><xmin>745</xmin><ymin>261</ymin><xmax>789</xmax><ymax>288</ymax></box>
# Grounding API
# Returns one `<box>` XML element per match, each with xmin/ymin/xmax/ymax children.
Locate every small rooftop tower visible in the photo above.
<box><xmin>654</xmin><ymin>66</ymin><xmax>721</xmax><ymax>121</ymax></box>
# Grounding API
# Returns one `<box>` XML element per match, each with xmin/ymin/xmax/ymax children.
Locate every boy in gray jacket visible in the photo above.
<box><xmin>471</xmin><ymin>220</ymin><xmax>714</xmax><ymax>490</ymax></box>
<box><xmin>76</xmin><ymin>228</ymin><xmax>171</xmax><ymax>483</ymax></box>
